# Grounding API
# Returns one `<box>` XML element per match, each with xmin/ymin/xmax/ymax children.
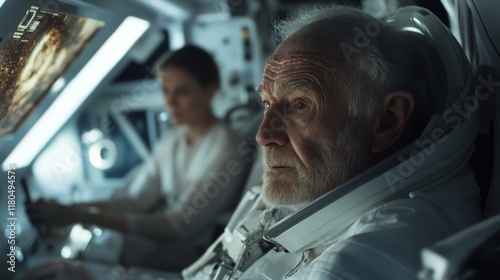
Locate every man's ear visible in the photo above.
<box><xmin>370</xmin><ymin>91</ymin><xmax>414</xmax><ymax>154</ymax></box>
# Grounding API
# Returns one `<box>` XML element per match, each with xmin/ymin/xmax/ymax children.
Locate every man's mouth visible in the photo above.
<box><xmin>268</xmin><ymin>165</ymin><xmax>292</xmax><ymax>171</ymax></box>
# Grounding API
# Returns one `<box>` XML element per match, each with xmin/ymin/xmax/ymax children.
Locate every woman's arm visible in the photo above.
<box><xmin>26</xmin><ymin>199</ymin><xmax>128</xmax><ymax>233</ymax></box>
<box><xmin>72</xmin><ymin>197</ymin><xmax>147</xmax><ymax>214</ymax></box>
<box><xmin>125</xmin><ymin>134</ymin><xmax>253</xmax><ymax>241</ymax></box>
<box><xmin>26</xmin><ymin>147</ymin><xmax>165</xmax><ymax>233</ymax></box>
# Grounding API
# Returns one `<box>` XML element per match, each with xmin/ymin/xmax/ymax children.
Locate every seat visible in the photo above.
<box><xmin>418</xmin><ymin>1</ymin><xmax>500</xmax><ymax>279</ymax></box>
<box><xmin>419</xmin><ymin>214</ymin><xmax>500</xmax><ymax>280</ymax></box>
<box><xmin>441</xmin><ymin>0</ymin><xmax>500</xmax><ymax>217</ymax></box>
<box><xmin>224</xmin><ymin>97</ymin><xmax>263</xmax><ymax>139</ymax></box>
<box><xmin>223</xmin><ymin>98</ymin><xmax>264</xmax><ymax>196</ymax></box>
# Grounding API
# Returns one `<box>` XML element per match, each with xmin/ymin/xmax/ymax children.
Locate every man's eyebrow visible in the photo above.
<box><xmin>255</xmin><ymin>84</ymin><xmax>265</xmax><ymax>97</ymax></box>
<box><xmin>255</xmin><ymin>79</ymin><xmax>323</xmax><ymax>101</ymax></box>
<box><xmin>280</xmin><ymin>78</ymin><xmax>319</xmax><ymax>96</ymax></box>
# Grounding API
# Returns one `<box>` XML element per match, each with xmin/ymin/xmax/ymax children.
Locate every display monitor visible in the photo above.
<box><xmin>0</xmin><ymin>5</ymin><xmax>104</xmax><ymax>135</ymax></box>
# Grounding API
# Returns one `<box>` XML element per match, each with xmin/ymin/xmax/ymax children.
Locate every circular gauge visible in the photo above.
<box><xmin>88</xmin><ymin>139</ymin><xmax>118</xmax><ymax>170</ymax></box>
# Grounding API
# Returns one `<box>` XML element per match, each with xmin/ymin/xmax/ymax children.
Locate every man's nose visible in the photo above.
<box><xmin>256</xmin><ymin>107</ymin><xmax>288</xmax><ymax>147</ymax></box>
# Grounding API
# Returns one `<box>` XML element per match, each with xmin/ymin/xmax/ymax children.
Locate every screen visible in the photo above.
<box><xmin>0</xmin><ymin>6</ymin><xmax>104</xmax><ymax>135</ymax></box>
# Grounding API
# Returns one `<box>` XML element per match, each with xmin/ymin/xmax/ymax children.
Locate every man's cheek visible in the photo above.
<box><xmin>297</xmin><ymin>138</ymin><xmax>326</xmax><ymax>169</ymax></box>
<box><xmin>290</xmin><ymin>136</ymin><xmax>318</xmax><ymax>165</ymax></box>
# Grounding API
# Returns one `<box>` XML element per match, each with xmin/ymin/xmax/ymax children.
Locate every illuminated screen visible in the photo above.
<box><xmin>0</xmin><ymin>6</ymin><xmax>104</xmax><ymax>135</ymax></box>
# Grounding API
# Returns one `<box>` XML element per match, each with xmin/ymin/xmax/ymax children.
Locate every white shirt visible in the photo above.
<box><xmin>107</xmin><ymin>121</ymin><xmax>254</xmax><ymax>240</ymax></box>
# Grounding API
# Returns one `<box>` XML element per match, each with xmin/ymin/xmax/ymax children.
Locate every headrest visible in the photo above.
<box><xmin>385</xmin><ymin>6</ymin><xmax>473</xmax><ymax>136</ymax></box>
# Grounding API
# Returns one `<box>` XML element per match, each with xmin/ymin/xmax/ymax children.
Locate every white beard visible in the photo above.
<box><xmin>262</xmin><ymin>117</ymin><xmax>371</xmax><ymax>209</ymax></box>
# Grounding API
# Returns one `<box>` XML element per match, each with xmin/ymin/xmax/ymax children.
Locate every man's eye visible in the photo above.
<box><xmin>294</xmin><ymin>101</ymin><xmax>308</xmax><ymax>110</ymax></box>
<box><xmin>262</xmin><ymin>101</ymin><xmax>271</xmax><ymax>111</ymax></box>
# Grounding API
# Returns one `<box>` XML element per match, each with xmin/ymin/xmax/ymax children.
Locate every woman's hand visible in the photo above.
<box><xmin>26</xmin><ymin>199</ymin><xmax>81</xmax><ymax>228</ymax></box>
<box><xmin>26</xmin><ymin>198</ymin><xmax>129</xmax><ymax>236</ymax></box>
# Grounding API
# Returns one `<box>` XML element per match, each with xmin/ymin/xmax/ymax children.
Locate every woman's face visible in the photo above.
<box><xmin>159</xmin><ymin>67</ymin><xmax>214</xmax><ymax>126</ymax></box>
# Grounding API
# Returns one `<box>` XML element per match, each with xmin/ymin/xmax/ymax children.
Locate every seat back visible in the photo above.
<box><xmin>486</xmin><ymin>72</ymin><xmax>500</xmax><ymax>217</ymax></box>
<box><xmin>446</xmin><ymin>0</ymin><xmax>500</xmax><ymax>218</ymax></box>
<box><xmin>418</xmin><ymin>1</ymin><xmax>500</xmax><ymax>278</ymax></box>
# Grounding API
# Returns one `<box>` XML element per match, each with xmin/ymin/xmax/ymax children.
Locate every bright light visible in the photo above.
<box><xmin>413</xmin><ymin>17</ymin><xmax>423</xmax><ymax>28</ymax></box>
<box><xmin>2</xmin><ymin>17</ymin><xmax>150</xmax><ymax>170</ymax></box>
<box><xmin>401</xmin><ymin>26</ymin><xmax>425</xmax><ymax>35</ymax></box>
<box><xmin>88</xmin><ymin>138</ymin><xmax>118</xmax><ymax>170</ymax></box>
<box><xmin>60</xmin><ymin>224</ymin><xmax>93</xmax><ymax>259</ymax></box>
<box><xmin>137</xmin><ymin>0</ymin><xmax>191</xmax><ymax>20</ymax></box>
<box><xmin>61</xmin><ymin>245</ymin><xmax>72</xmax><ymax>259</ymax></box>
<box><xmin>0</xmin><ymin>0</ymin><xmax>6</xmax><ymax>9</ymax></box>
<box><xmin>93</xmin><ymin>227</ymin><xmax>103</xmax><ymax>236</ymax></box>
<box><xmin>82</xmin><ymin>128</ymin><xmax>103</xmax><ymax>145</ymax></box>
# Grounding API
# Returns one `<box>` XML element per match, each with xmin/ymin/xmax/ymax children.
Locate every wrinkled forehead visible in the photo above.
<box><xmin>261</xmin><ymin>31</ymin><xmax>341</xmax><ymax>104</ymax></box>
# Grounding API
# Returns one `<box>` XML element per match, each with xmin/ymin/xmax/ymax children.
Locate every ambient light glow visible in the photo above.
<box><xmin>2</xmin><ymin>16</ymin><xmax>150</xmax><ymax>170</ymax></box>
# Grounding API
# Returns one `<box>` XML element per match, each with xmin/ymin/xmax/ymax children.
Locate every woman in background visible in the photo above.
<box><xmin>27</xmin><ymin>45</ymin><xmax>252</xmax><ymax>271</ymax></box>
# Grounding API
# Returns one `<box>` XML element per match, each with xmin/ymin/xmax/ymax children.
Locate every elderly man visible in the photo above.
<box><xmin>184</xmin><ymin>5</ymin><xmax>482</xmax><ymax>280</ymax></box>
<box><xmin>22</xmin><ymin>5</ymin><xmax>482</xmax><ymax>280</ymax></box>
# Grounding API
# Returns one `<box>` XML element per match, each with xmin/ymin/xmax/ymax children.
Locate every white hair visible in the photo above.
<box><xmin>361</xmin><ymin>0</ymin><xmax>400</xmax><ymax>18</ymax></box>
<box><xmin>273</xmin><ymin>4</ymin><xmax>412</xmax><ymax>121</ymax></box>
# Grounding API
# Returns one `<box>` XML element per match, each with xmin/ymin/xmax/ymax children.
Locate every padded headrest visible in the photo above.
<box><xmin>385</xmin><ymin>6</ymin><xmax>473</xmax><ymax>136</ymax></box>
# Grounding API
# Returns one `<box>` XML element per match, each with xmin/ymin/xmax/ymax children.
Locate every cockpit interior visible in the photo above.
<box><xmin>0</xmin><ymin>0</ymin><xmax>499</xmax><ymax>279</ymax></box>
